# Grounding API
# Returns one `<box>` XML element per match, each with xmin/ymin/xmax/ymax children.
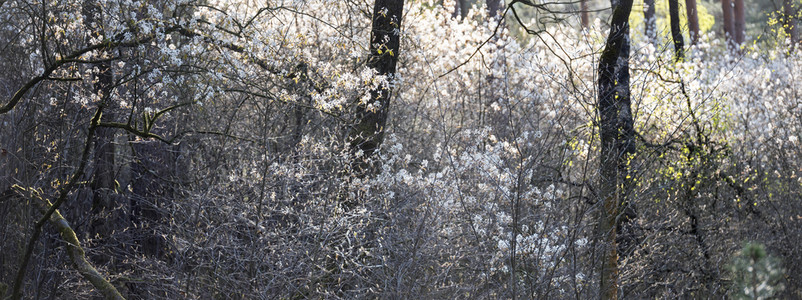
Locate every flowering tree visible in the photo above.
<box><xmin>350</xmin><ymin>0</ymin><xmax>405</xmax><ymax>175</ymax></box>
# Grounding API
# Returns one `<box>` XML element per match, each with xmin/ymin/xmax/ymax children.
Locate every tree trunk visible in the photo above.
<box><xmin>721</xmin><ymin>0</ymin><xmax>735</xmax><ymax>47</ymax></box>
<box><xmin>453</xmin><ymin>0</ymin><xmax>469</xmax><ymax>19</ymax></box>
<box><xmin>685</xmin><ymin>0</ymin><xmax>700</xmax><ymax>45</ymax></box>
<box><xmin>668</xmin><ymin>0</ymin><xmax>685</xmax><ymax>61</ymax></box>
<box><xmin>487</xmin><ymin>0</ymin><xmax>503</xmax><ymax>20</ymax></box>
<box><xmin>130</xmin><ymin>141</ymin><xmax>176</xmax><ymax>259</ymax></box>
<box><xmin>733</xmin><ymin>0</ymin><xmax>745</xmax><ymax>45</ymax></box>
<box><xmin>38</xmin><ymin>195</ymin><xmax>126</xmax><ymax>300</ymax></box>
<box><xmin>581</xmin><ymin>0</ymin><xmax>590</xmax><ymax>28</ymax></box>
<box><xmin>349</xmin><ymin>0</ymin><xmax>405</xmax><ymax>176</ymax></box>
<box><xmin>644</xmin><ymin>0</ymin><xmax>656</xmax><ymax>39</ymax></box>
<box><xmin>82</xmin><ymin>0</ymin><xmax>118</xmax><ymax>247</ymax></box>
<box><xmin>7</xmin><ymin>185</ymin><xmax>127</xmax><ymax>300</ymax></box>
<box><xmin>784</xmin><ymin>0</ymin><xmax>798</xmax><ymax>51</ymax></box>
<box><xmin>597</xmin><ymin>0</ymin><xmax>635</xmax><ymax>298</ymax></box>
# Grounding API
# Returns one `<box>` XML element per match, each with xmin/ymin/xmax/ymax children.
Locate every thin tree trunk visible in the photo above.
<box><xmin>581</xmin><ymin>0</ymin><xmax>590</xmax><ymax>28</ymax></box>
<box><xmin>11</xmin><ymin>105</ymin><xmax>109</xmax><ymax>300</ymax></box>
<box><xmin>668</xmin><ymin>0</ymin><xmax>685</xmax><ymax>60</ymax></box>
<box><xmin>644</xmin><ymin>0</ymin><xmax>656</xmax><ymax>39</ymax></box>
<box><xmin>597</xmin><ymin>0</ymin><xmax>635</xmax><ymax>298</ymax></box>
<box><xmin>685</xmin><ymin>0</ymin><xmax>700</xmax><ymax>44</ymax></box>
<box><xmin>733</xmin><ymin>0</ymin><xmax>745</xmax><ymax>45</ymax></box>
<box><xmin>349</xmin><ymin>0</ymin><xmax>404</xmax><ymax>176</ymax></box>
<box><xmin>721</xmin><ymin>0</ymin><xmax>735</xmax><ymax>47</ymax></box>
<box><xmin>784</xmin><ymin>0</ymin><xmax>798</xmax><ymax>51</ymax></box>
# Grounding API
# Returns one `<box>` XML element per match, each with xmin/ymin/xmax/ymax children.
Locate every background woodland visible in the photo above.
<box><xmin>0</xmin><ymin>0</ymin><xmax>801</xmax><ymax>298</ymax></box>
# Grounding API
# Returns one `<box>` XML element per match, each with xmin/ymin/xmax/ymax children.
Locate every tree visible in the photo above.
<box><xmin>349</xmin><ymin>0</ymin><xmax>405</xmax><ymax>175</ymax></box>
<box><xmin>597</xmin><ymin>0</ymin><xmax>635</xmax><ymax>298</ymax></box>
<box><xmin>580</xmin><ymin>0</ymin><xmax>590</xmax><ymax>28</ymax></box>
<box><xmin>721</xmin><ymin>0</ymin><xmax>735</xmax><ymax>47</ymax></box>
<box><xmin>733</xmin><ymin>0</ymin><xmax>746</xmax><ymax>45</ymax></box>
<box><xmin>487</xmin><ymin>0</ymin><xmax>504</xmax><ymax>20</ymax></box>
<box><xmin>453</xmin><ymin>0</ymin><xmax>469</xmax><ymax>19</ymax></box>
<box><xmin>82</xmin><ymin>0</ymin><xmax>118</xmax><ymax>250</ymax></box>
<box><xmin>668</xmin><ymin>0</ymin><xmax>685</xmax><ymax>60</ymax></box>
<box><xmin>728</xmin><ymin>243</ymin><xmax>785</xmax><ymax>299</ymax></box>
<box><xmin>685</xmin><ymin>0</ymin><xmax>700</xmax><ymax>44</ymax></box>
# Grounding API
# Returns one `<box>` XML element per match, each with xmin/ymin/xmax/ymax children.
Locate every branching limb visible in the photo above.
<box><xmin>439</xmin><ymin>4</ymin><xmax>512</xmax><ymax>78</ymax></box>
<box><xmin>0</xmin><ymin>26</ymin><xmax>185</xmax><ymax>115</ymax></box>
<box><xmin>10</xmin><ymin>186</ymin><xmax>125</xmax><ymax>300</ymax></box>
<box><xmin>9</xmin><ymin>100</ymin><xmax>105</xmax><ymax>300</ymax></box>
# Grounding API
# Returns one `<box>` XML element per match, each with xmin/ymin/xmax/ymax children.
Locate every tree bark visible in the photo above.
<box><xmin>733</xmin><ymin>0</ymin><xmax>745</xmax><ymax>45</ymax></box>
<box><xmin>83</xmin><ymin>0</ymin><xmax>118</xmax><ymax>247</ymax></box>
<box><xmin>721</xmin><ymin>0</ymin><xmax>735</xmax><ymax>47</ymax></box>
<box><xmin>349</xmin><ymin>0</ymin><xmax>405</xmax><ymax>176</ymax></box>
<box><xmin>8</xmin><ymin>185</ymin><xmax>126</xmax><ymax>299</ymax></box>
<box><xmin>685</xmin><ymin>0</ymin><xmax>700</xmax><ymax>45</ymax></box>
<box><xmin>452</xmin><ymin>0</ymin><xmax>469</xmax><ymax>19</ymax></box>
<box><xmin>643</xmin><ymin>0</ymin><xmax>656</xmax><ymax>39</ymax></box>
<box><xmin>581</xmin><ymin>0</ymin><xmax>590</xmax><ymax>28</ymax></box>
<box><xmin>130</xmin><ymin>141</ymin><xmax>176</xmax><ymax>259</ymax></box>
<box><xmin>597</xmin><ymin>0</ymin><xmax>635</xmax><ymax>298</ymax></box>
<box><xmin>11</xmin><ymin>105</ymin><xmax>109</xmax><ymax>300</ymax></box>
<box><xmin>32</xmin><ymin>192</ymin><xmax>126</xmax><ymax>300</ymax></box>
<box><xmin>668</xmin><ymin>0</ymin><xmax>685</xmax><ymax>61</ymax></box>
<box><xmin>487</xmin><ymin>0</ymin><xmax>503</xmax><ymax>20</ymax></box>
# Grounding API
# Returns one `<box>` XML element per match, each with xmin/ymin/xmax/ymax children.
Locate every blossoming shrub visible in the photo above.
<box><xmin>2</xmin><ymin>0</ymin><xmax>802</xmax><ymax>298</ymax></box>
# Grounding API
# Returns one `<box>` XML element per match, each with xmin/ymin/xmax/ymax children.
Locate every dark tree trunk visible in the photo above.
<box><xmin>721</xmin><ymin>0</ymin><xmax>735</xmax><ymax>47</ymax></box>
<box><xmin>487</xmin><ymin>0</ymin><xmax>503</xmax><ymax>20</ymax></box>
<box><xmin>685</xmin><ymin>0</ymin><xmax>700</xmax><ymax>44</ymax></box>
<box><xmin>82</xmin><ymin>0</ymin><xmax>119</xmax><ymax>247</ymax></box>
<box><xmin>784</xmin><ymin>0</ymin><xmax>798</xmax><ymax>51</ymax></box>
<box><xmin>668</xmin><ymin>0</ymin><xmax>685</xmax><ymax>60</ymax></box>
<box><xmin>643</xmin><ymin>0</ymin><xmax>656</xmax><ymax>39</ymax></box>
<box><xmin>581</xmin><ymin>0</ymin><xmax>590</xmax><ymax>28</ymax></box>
<box><xmin>349</xmin><ymin>0</ymin><xmax>404</xmax><ymax>176</ymax></box>
<box><xmin>733</xmin><ymin>0</ymin><xmax>745</xmax><ymax>45</ymax></box>
<box><xmin>130</xmin><ymin>141</ymin><xmax>177</xmax><ymax>259</ymax></box>
<box><xmin>597</xmin><ymin>0</ymin><xmax>635</xmax><ymax>298</ymax></box>
<box><xmin>453</xmin><ymin>0</ymin><xmax>469</xmax><ymax>19</ymax></box>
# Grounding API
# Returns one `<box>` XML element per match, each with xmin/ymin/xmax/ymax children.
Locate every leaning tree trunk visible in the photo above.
<box><xmin>597</xmin><ymin>0</ymin><xmax>635</xmax><ymax>298</ymax></box>
<box><xmin>685</xmin><ymin>0</ymin><xmax>700</xmax><ymax>45</ymax></box>
<box><xmin>349</xmin><ymin>0</ymin><xmax>404</xmax><ymax>176</ymax></box>
<box><xmin>668</xmin><ymin>0</ymin><xmax>685</xmax><ymax>61</ymax></box>
<box><xmin>7</xmin><ymin>186</ymin><xmax>126</xmax><ymax>300</ymax></box>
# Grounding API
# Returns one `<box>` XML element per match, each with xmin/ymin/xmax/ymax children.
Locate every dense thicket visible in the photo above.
<box><xmin>0</xmin><ymin>0</ymin><xmax>800</xmax><ymax>298</ymax></box>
